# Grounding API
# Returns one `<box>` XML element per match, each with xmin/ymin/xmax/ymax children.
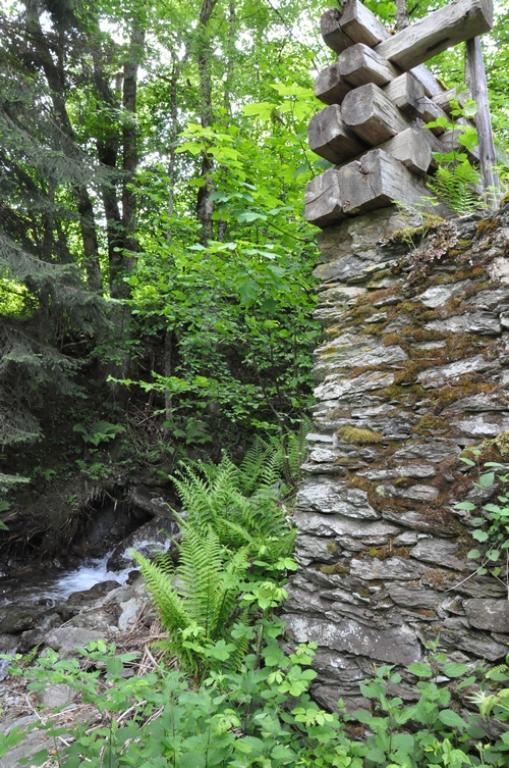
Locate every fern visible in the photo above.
<box><xmin>135</xmin><ymin>429</ymin><xmax>306</xmax><ymax>673</ymax></box>
<box><xmin>428</xmin><ymin>153</ymin><xmax>485</xmax><ymax>215</ymax></box>
<box><xmin>132</xmin><ymin>529</ymin><xmax>248</xmax><ymax>676</ymax></box>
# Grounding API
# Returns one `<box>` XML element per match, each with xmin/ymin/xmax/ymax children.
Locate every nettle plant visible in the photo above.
<box><xmin>455</xmin><ymin>451</ymin><xmax>509</xmax><ymax>594</ymax></box>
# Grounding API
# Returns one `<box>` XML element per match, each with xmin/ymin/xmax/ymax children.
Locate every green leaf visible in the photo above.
<box><xmin>438</xmin><ymin>709</ymin><xmax>468</xmax><ymax>729</ymax></box>
<box><xmin>408</xmin><ymin>662</ymin><xmax>433</xmax><ymax>678</ymax></box>
<box><xmin>479</xmin><ymin>471</ymin><xmax>495</xmax><ymax>488</ymax></box>
<box><xmin>472</xmin><ymin>529</ymin><xmax>489</xmax><ymax>542</ymax></box>
<box><xmin>442</xmin><ymin>662</ymin><xmax>469</xmax><ymax>678</ymax></box>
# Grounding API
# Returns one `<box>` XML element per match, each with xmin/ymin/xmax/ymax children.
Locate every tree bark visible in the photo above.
<box><xmin>91</xmin><ymin>46</ymin><xmax>124</xmax><ymax>281</ymax></box>
<box><xmin>196</xmin><ymin>0</ymin><xmax>218</xmax><ymax>243</ymax></box>
<box><xmin>109</xmin><ymin>18</ymin><xmax>145</xmax><ymax>297</ymax></box>
<box><xmin>23</xmin><ymin>0</ymin><xmax>102</xmax><ymax>292</ymax></box>
<box><xmin>396</xmin><ymin>0</ymin><xmax>409</xmax><ymax>30</ymax></box>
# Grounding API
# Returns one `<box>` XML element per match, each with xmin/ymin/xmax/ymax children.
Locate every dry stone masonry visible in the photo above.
<box><xmin>287</xmin><ymin>0</ymin><xmax>509</xmax><ymax>710</ymax></box>
<box><xmin>286</xmin><ymin>204</ymin><xmax>509</xmax><ymax>711</ymax></box>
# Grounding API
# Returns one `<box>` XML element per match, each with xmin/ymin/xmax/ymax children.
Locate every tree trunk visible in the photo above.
<box><xmin>23</xmin><ymin>0</ymin><xmax>102</xmax><ymax>292</ymax></box>
<box><xmin>196</xmin><ymin>0</ymin><xmax>218</xmax><ymax>243</ymax></box>
<box><xmin>121</xmin><ymin>21</ymin><xmax>145</xmax><ymax>248</ymax></box>
<box><xmin>396</xmin><ymin>0</ymin><xmax>409</xmax><ymax>30</ymax></box>
<box><xmin>91</xmin><ymin>47</ymin><xmax>124</xmax><ymax>282</ymax></box>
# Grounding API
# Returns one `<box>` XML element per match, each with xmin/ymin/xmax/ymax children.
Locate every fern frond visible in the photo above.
<box><xmin>131</xmin><ymin>551</ymin><xmax>189</xmax><ymax>633</ymax></box>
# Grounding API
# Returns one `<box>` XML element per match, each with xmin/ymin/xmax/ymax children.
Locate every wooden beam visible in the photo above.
<box><xmin>376</xmin><ymin>0</ymin><xmax>494</xmax><ymax>71</ymax></box>
<box><xmin>339</xmin><ymin>43</ymin><xmax>398</xmax><ymax>87</ymax></box>
<box><xmin>414</xmin><ymin>96</ymin><xmax>449</xmax><ymax>135</ymax></box>
<box><xmin>339</xmin><ymin>149</ymin><xmax>430</xmax><ymax>214</ymax></box>
<box><xmin>432</xmin><ymin>88</ymin><xmax>466</xmax><ymax>115</ymax></box>
<box><xmin>384</xmin><ymin>73</ymin><xmax>425</xmax><ymax>117</ymax></box>
<box><xmin>308</xmin><ymin>105</ymin><xmax>366</xmax><ymax>164</ymax></box>
<box><xmin>304</xmin><ymin>168</ymin><xmax>344</xmax><ymax>227</ymax></box>
<box><xmin>342</xmin><ymin>83</ymin><xmax>408</xmax><ymax>145</ymax></box>
<box><xmin>411</xmin><ymin>65</ymin><xmax>445</xmax><ymax>98</ymax></box>
<box><xmin>466</xmin><ymin>36</ymin><xmax>500</xmax><ymax>208</ymax></box>
<box><xmin>380</xmin><ymin>127</ymin><xmax>433</xmax><ymax>175</ymax></box>
<box><xmin>315</xmin><ymin>63</ymin><xmax>351</xmax><ymax>106</ymax></box>
<box><xmin>320</xmin><ymin>8</ymin><xmax>354</xmax><ymax>54</ymax></box>
<box><xmin>337</xmin><ymin>0</ymin><xmax>445</xmax><ymax>97</ymax></box>
<box><xmin>339</xmin><ymin>0</ymin><xmax>387</xmax><ymax>46</ymax></box>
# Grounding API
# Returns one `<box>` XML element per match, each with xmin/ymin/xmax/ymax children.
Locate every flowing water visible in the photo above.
<box><xmin>0</xmin><ymin>552</ymin><xmax>132</xmax><ymax>608</ymax></box>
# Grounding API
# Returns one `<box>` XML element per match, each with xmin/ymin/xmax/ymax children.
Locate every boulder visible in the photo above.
<box><xmin>107</xmin><ymin>514</ymin><xmax>177</xmax><ymax>571</ymax></box>
<box><xmin>39</xmin><ymin>683</ymin><xmax>76</xmax><ymax>710</ymax></box>
<box><xmin>463</xmin><ymin>599</ymin><xmax>509</xmax><ymax>634</ymax></box>
<box><xmin>45</xmin><ymin>626</ymin><xmax>106</xmax><ymax>653</ymax></box>
<box><xmin>0</xmin><ymin>605</ymin><xmax>47</xmax><ymax>635</ymax></box>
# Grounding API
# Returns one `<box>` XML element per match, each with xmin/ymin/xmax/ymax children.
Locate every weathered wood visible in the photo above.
<box><xmin>339</xmin><ymin>149</ymin><xmax>430</xmax><ymax>214</ymax></box>
<box><xmin>380</xmin><ymin>127</ymin><xmax>433</xmax><ymax>175</ymax></box>
<box><xmin>315</xmin><ymin>63</ymin><xmax>351</xmax><ymax>106</ymax></box>
<box><xmin>338</xmin><ymin>0</ymin><xmax>444</xmax><ymax>97</ymax></box>
<box><xmin>339</xmin><ymin>0</ymin><xmax>387</xmax><ymax>46</ymax></box>
<box><xmin>308</xmin><ymin>105</ymin><xmax>366</xmax><ymax>164</ymax></box>
<box><xmin>466</xmin><ymin>36</ymin><xmax>500</xmax><ymax>208</ymax></box>
<box><xmin>410</xmin><ymin>64</ymin><xmax>445</xmax><ymax>97</ymax></box>
<box><xmin>339</xmin><ymin>43</ymin><xmax>398</xmax><ymax>87</ymax></box>
<box><xmin>376</xmin><ymin>0</ymin><xmax>494</xmax><ymax>71</ymax></box>
<box><xmin>342</xmin><ymin>83</ymin><xmax>408</xmax><ymax>145</ymax></box>
<box><xmin>384</xmin><ymin>73</ymin><xmax>425</xmax><ymax>117</ymax></box>
<box><xmin>432</xmin><ymin>88</ymin><xmax>465</xmax><ymax>115</ymax></box>
<box><xmin>304</xmin><ymin>168</ymin><xmax>343</xmax><ymax>227</ymax></box>
<box><xmin>414</xmin><ymin>96</ymin><xmax>449</xmax><ymax>135</ymax></box>
<box><xmin>320</xmin><ymin>8</ymin><xmax>354</xmax><ymax>54</ymax></box>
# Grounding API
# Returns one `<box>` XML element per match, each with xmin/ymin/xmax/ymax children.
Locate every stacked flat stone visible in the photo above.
<box><xmin>285</xmin><ymin>205</ymin><xmax>509</xmax><ymax>710</ymax></box>
<box><xmin>306</xmin><ymin>0</ymin><xmax>493</xmax><ymax>227</ymax></box>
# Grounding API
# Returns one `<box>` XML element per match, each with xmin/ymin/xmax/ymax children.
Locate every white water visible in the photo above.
<box><xmin>38</xmin><ymin>553</ymin><xmax>131</xmax><ymax>601</ymax></box>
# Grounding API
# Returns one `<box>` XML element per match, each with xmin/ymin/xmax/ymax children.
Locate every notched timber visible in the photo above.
<box><xmin>384</xmin><ymin>73</ymin><xmax>425</xmax><ymax>117</ymax></box>
<box><xmin>321</xmin><ymin>8</ymin><xmax>354</xmax><ymax>54</ymax></box>
<box><xmin>339</xmin><ymin>0</ymin><xmax>387</xmax><ymax>47</ymax></box>
<box><xmin>339</xmin><ymin>43</ymin><xmax>398</xmax><ymax>87</ymax></box>
<box><xmin>376</xmin><ymin>0</ymin><xmax>494</xmax><ymax>71</ymax></box>
<box><xmin>308</xmin><ymin>105</ymin><xmax>366</xmax><ymax>164</ymax></box>
<box><xmin>414</xmin><ymin>96</ymin><xmax>449</xmax><ymax>135</ymax></box>
<box><xmin>338</xmin><ymin>0</ymin><xmax>444</xmax><ymax>97</ymax></box>
<box><xmin>339</xmin><ymin>148</ymin><xmax>431</xmax><ymax>214</ymax></box>
<box><xmin>380</xmin><ymin>127</ymin><xmax>433</xmax><ymax>175</ymax></box>
<box><xmin>342</xmin><ymin>82</ymin><xmax>408</xmax><ymax>145</ymax></box>
<box><xmin>315</xmin><ymin>63</ymin><xmax>351</xmax><ymax>105</ymax></box>
<box><xmin>304</xmin><ymin>168</ymin><xmax>344</xmax><ymax>227</ymax></box>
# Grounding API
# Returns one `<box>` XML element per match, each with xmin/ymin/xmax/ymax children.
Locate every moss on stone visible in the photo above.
<box><xmin>412</xmin><ymin>415</ymin><xmax>449</xmax><ymax>435</ymax></box>
<box><xmin>493</xmin><ymin>431</ymin><xmax>509</xmax><ymax>457</ymax></box>
<box><xmin>337</xmin><ymin>426</ymin><xmax>385</xmax><ymax>445</ymax></box>
<box><xmin>364</xmin><ymin>545</ymin><xmax>411</xmax><ymax>560</ymax></box>
<box><xmin>318</xmin><ymin>563</ymin><xmax>349</xmax><ymax>575</ymax></box>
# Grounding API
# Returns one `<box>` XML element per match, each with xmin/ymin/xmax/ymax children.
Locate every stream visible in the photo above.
<box><xmin>0</xmin><ymin>552</ymin><xmax>131</xmax><ymax>608</ymax></box>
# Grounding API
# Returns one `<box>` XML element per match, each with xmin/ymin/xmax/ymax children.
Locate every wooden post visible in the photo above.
<box><xmin>466</xmin><ymin>36</ymin><xmax>500</xmax><ymax>209</ymax></box>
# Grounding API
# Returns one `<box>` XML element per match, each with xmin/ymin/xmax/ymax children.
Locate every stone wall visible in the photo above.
<box><xmin>285</xmin><ymin>204</ymin><xmax>509</xmax><ymax>711</ymax></box>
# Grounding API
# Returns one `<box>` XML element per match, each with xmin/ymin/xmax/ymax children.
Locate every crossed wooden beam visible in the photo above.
<box><xmin>305</xmin><ymin>0</ymin><xmax>494</xmax><ymax>227</ymax></box>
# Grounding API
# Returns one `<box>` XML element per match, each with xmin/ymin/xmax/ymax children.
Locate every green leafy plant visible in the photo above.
<box><xmin>454</xmin><ymin>454</ymin><xmax>509</xmax><ymax>594</ymax></box>
<box><xmin>73</xmin><ymin>420</ymin><xmax>126</xmax><ymax>447</ymax></box>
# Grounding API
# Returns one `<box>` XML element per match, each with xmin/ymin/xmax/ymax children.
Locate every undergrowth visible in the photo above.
<box><xmin>2</xmin><ymin>430</ymin><xmax>509</xmax><ymax>767</ymax></box>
